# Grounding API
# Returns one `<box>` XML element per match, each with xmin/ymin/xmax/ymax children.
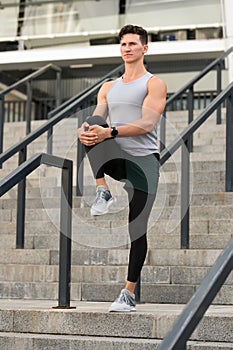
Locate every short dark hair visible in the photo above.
<box><xmin>119</xmin><ymin>24</ymin><xmax>148</xmax><ymax>45</ymax></box>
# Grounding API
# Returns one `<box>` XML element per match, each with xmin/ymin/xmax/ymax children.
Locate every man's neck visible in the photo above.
<box><xmin>123</xmin><ymin>63</ymin><xmax>147</xmax><ymax>82</ymax></box>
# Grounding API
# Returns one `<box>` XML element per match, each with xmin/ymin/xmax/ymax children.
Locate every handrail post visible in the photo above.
<box><xmin>47</xmin><ymin>70</ymin><xmax>62</xmax><ymax>155</ymax></box>
<box><xmin>26</xmin><ymin>81</ymin><xmax>32</xmax><ymax>134</ymax></box>
<box><xmin>76</xmin><ymin>104</ymin><xmax>87</xmax><ymax>196</ymax></box>
<box><xmin>47</xmin><ymin>125</ymin><xmax>53</xmax><ymax>155</ymax></box>
<box><xmin>216</xmin><ymin>62</ymin><xmax>222</xmax><ymax>124</ymax></box>
<box><xmin>181</xmin><ymin>139</ymin><xmax>190</xmax><ymax>249</ymax></box>
<box><xmin>187</xmin><ymin>87</ymin><xmax>194</xmax><ymax>152</ymax></box>
<box><xmin>47</xmin><ymin>71</ymin><xmax>62</xmax><ymax>155</ymax></box>
<box><xmin>225</xmin><ymin>92</ymin><xmax>233</xmax><ymax>192</ymax></box>
<box><xmin>158</xmin><ymin>237</ymin><xmax>233</xmax><ymax>349</ymax></box>
<box><xmin>58</xmin><ymin>161</ymin><xmax>73</xmax><ymax>307</ymax></box>
<box><xmin>160</xmin><ymin>110</ymin><xmax>166</xmax><ymax>152</ymax></box>
<box><xmin>16</xmin><ymin>147</ymin><xmax>27</xmax><ymax>248</ymax></box>
<box><xmin>0</xmin><ymin>96</ymin><xmax>4</xmax><ymax>165</ymax></box>
<box><xmin>56</xmin><ymin>70</ymin><xmax>62</xmax><ymax>107</ymax></box>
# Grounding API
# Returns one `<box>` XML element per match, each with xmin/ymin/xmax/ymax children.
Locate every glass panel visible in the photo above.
<box><xmin>20</xmin><ymin>0</ymin><xmax>119</xmax><ymax>37</ymax></box>
<box><xmin>0</xmin><ymin>1</ymin><xmax>19</xmax><ymax>38</ymax></box>
<box><xmin>125</xmin><ymin>0</ymin><xmax>222</xmax><ymax>28</ymax></box>
<box><xmin>0</xmin><ymin>0</ymin><xmax>224</xmax><ymax>44</ymax></box>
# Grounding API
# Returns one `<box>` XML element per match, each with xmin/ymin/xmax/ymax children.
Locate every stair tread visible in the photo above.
<box><xmin>0</xmin><ymin>299</ymin><xmax>232</xmax><ymax>343</ymax></box>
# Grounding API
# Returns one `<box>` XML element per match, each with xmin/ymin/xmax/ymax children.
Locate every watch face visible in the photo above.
<box><xmin>111</xmin><ymin>127</ymin><xmax>118</xmax><ymax>137</ymax></box>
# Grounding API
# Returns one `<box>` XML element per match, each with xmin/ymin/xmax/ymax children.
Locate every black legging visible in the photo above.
<box><xmin>84</xmin><ymin>115</ymin><xmax>156</xmax><ymax>283</ymax></box>
<box><xmin>127</xmin><ymin>187</ymin><xmax>156</xmax><ymax>282</ymax></box>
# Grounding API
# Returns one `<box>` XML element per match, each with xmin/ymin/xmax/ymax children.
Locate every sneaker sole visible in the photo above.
<box><xmin>90</xmin><ymin>197</ymin><xmax>115</xmax><ymax>216</ymax></box>
<box><xmin>108</xmin><ymin>306</ymin><xmax>136</xmax><ymax>312</ymax></box>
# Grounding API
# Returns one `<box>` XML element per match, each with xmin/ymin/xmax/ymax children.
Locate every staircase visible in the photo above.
<box><xmin>0</xmin><ymin>110</ymin><xmax>233</xmax><ymax>349</ymax></box>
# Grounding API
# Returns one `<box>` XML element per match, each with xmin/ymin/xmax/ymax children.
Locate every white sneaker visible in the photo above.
<box><xmin>90</xmin><ymin>186</ymin><xmax>114</xmax><ymax>216</ymax></box>
<box><xmin>108</xmin><ymin>289</ymin><xmax>136</xmax><ymax>312</ymax></box>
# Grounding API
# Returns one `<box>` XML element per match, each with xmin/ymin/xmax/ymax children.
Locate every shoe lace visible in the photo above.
<box><xmin>94</xmin><ymin>189</ymin><xmax>106</xmax><ymax>204</ymax></box>
<box><xmin>117</xmin><ymin>290</ymin><xmax>130</xmax><ymax>305</ymax></box>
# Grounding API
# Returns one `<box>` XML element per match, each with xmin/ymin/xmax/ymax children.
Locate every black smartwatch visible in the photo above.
<box><xmin>111</xmin><ymin>126</ymin><xmax>118</xmax><ymax>138</ymax></box>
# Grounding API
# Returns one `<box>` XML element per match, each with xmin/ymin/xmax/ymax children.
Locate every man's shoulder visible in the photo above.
<box><xmin>100</xmin><ymin>80</ymin><xmax>116</xmax><ymax>94</ymax></box>
<box><xmin>148</xmin><ymin>75</ymin><xmax>167</xmax><ymax>90</ymax></box>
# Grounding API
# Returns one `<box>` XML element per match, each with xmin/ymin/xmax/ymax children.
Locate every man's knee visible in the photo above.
<box><xmin>86</xmin><ymin>115</ymin><xmax>109</xmax><ymax>127</ymax></box>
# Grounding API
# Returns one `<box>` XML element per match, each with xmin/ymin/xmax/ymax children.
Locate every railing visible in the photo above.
<box><xmin>166</xmin><ymin>90</ymin><xmax>222</xmax><ymax>111</ymax></box>
<box><xmin>3</xmin><ymin>100</ymin><xmax>27</xmax><ymax>122</ymax></box>
<box><xmin>0</xmin><ymin>63</ymin><xmax>123</xmax><ymax>307</ymax></box>
<box><xmin>0</xmin><ymin>153</ymin><xmax>73</xmax><ymax>308</ymax></box>
<box><xmin>0</xmin><ymin>63</ymin><xmax>62</xmax><ymax>155</ymax></box>
<box><xmin>0</xmin><ymin>64</ymin><xmax>124</xmax><ymax>239</ymax></box>
<box><xmin>160</xmin><ymin>82</ymin><xmax>233</xmax><ymax>249</ymax></box>
<box><xmin>45</xmin><ymin>63</ymin><xmax>124</xmax><ymax>156</ymax></box>
<box><xmin>3</xmin><ymin>90</ymin><xmax>220</xmax><ymax>124</ymax></box>
<box><xmin>4</xmin><ymin>97</ymin><xmax>58</xmax><ymax>123</ymax></box>
<box><xmin>160</xmin><ymin>46</ymin><xmax>233</xmax><ymax>151</ymax></box>
<box><xmin>156</xmin><ymin>80</ymin><xmax>233</xmax><ymax>350</ymax></box>
<box><xmin>0</xmin><ymin>52</ymin><xmax>232</xmax><ymax>314</ymax></box>
<box><xmin>158</xmin><ymin>237</ymin><xmax>233</xmax><ymax>350</ymax></box>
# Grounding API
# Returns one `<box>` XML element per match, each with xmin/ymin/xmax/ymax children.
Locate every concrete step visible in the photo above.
<box><xmin>0</xmin><ymin>300</ymin><xmax>232</xmax><ymax>347</ymax></box>
<box><xmin>0</xmin><ymin>280</ymin><xmax>231</xmax><ymax>304</ymax></box>
<box><xmin>0</xmin><ymin>247</ymin><xmax>228</xmax><ymax>267</ymax></box>
<box><xmin>0</xmin><ymin>248</ymin><xmax>224</xmax><ymax>266</ymax></box>
<box><xmin>1</xmin><ymin>115</ymin><xmax>232</xmax><ymax>324</ymax></box>
<box><xmin>1</xmin><ymin>204</ymin><xmax>233</xmax><ymax>244</ymax></box>
<box><xmin>0</xmin><ymin>262</ymin><xmax>232</xmax><ymax>288</ymax></box>
<box><xmin>0</xmin><ymin>333</ymin><xmax>233</xmax><ymax>350</ymax></box>
<box><xmin>0</xmin><ymin>245</ymin><xmax>228</xmax><ymax>267</ymax></box>
<box><xmin>2</xmin><ymin>203</ymin><xmax>233</xmax><ymax>224</ymax></box>
<box><xmin>1</xmin><ymin>232</ymin><xmax>232</xmax><ymax>251</ymax></box>
<box><xmin>0</xmin><ymin>246</ymin><xmax>231</xmax><ymax>304</ymax></box>
<box><xmin>1</xmin><ymin>188</ymin><xmax>233</xmax><ymax>214</ymax></box>
<box><xmin>1</xmin><ymin>189</ymin><xmax>232</xmax><ymax>209</ymax></box>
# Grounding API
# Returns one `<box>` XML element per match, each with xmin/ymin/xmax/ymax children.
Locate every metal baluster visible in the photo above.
<box><xmin>16</xmin><ymin>147</ymin><xmax>27</xmax><ymax>248</ymax></box>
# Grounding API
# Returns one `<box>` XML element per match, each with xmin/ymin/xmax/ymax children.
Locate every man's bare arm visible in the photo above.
<box><xmin>77</xmin><ymin>81</ymin><xmax>113</xmax><ymax>145</ymax></box>
<box><xmin>115</xmin><ymin>76</ymin><xmax>167</xmax><ymax>136</ymax></box>
<box><xmin>88</xmin><ymin>76</ymin><xmax>167</xmax><ymax>141</ymax></box>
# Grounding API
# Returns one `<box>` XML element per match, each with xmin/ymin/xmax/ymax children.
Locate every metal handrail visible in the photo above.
<box><xmin>46</xmin><ymin>63</ymin><xmax>124</xmax><ymax>154</ymax></box>
<box><xmin>0</xmin><ymin>153</ymin><xmax>73</xmax><ymax>308</ymax></box>
<box><xmin>156</xmin><ymin>80</ymin><xmax>233</xmax><ymax>350</ymax></box>
<box><xmin>0</xmin><ymin>64</ymin><xmax>61</xmax><ymax>96</ymax></box>
<box><xmin>160</xmin><ymin>82</ymin><xmax>233</xmax><ymax>249</ymax></box>
<box><xmin>0</xmin><ymin>63</ymin><xmax>62</xmax><ymax>155</ymax></box>
<box><xmin>0</xmin><ymin>64</ymin><xmax>124</xmax><ymax>166</ymax></box>
<box><xmin>47</xmin><ymin>63</ymin><xmax>124</xmax><ymax>120</ymax></box>
<box><xmin>158</xmin><ymin>237</ymin><xmax>233</xmax><ymax>350</ymax></box>
<box><xmin>160</xmin><ymin>46</ymin><xmax>233</xmax><ymax>151</ymax></box>
<box><xmin>166</xmin><ymin>47</ymin><xmax>233</xmax><ymax>106</ymax></box>
<box><xmin>161</xmin><ymin>82</ymin><xmax>233</xmax><ymax>164</ymax></box>
<box><xmin>0</xmin><ymin>79</ymin><xmax>106</xmax><ymax>166</ymax></box>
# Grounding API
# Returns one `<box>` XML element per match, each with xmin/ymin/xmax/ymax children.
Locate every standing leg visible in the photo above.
<box><xmin>126</xmin><ymin>188</ymin><xmax>156</xmax><ymax>294</ymax></box>
<box><xmin>109</xmin><ymin>188</ymin><xmax>156</xmax><ymax>312</ymax></box>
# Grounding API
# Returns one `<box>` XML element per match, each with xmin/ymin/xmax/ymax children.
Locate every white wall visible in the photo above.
<box><xmin>21</xmin><ymin>0</ymin><xmax>119</xmax><ymax>37</ymax></box>
<box><xmin>125</xmin><ymin>0</ymin><xmax>222</xmax><ymax>28</ymax></box>
<box><xmin>0</xmin><ymin>6</ymin><xmax>18</xmax><ymax>38</ymax></box>
<box><xmin>0</xmin><ymin>0</ymin><xmax>224</xmax><ymax>40</ymax></box>
<box><xmin>159</xmin><ymin>70</ymin><xmax>229</xmax><ymax>93</ymax></box>
<box><xmin>223</xmin><ymin>0</ymin><xmax>233</xmax><ymax>82</ymax></box>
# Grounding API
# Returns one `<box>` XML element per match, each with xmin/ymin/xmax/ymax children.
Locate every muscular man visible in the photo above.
<box><xmin>78</xmin><ymin>24</ymin><xmax>167</xmax><ymax>312</ymax></box>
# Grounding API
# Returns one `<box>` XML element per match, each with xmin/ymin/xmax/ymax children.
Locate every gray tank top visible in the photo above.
<box><xmin>106</xmin><ymin>72</ymin><xmax>159</xmax><ymax>156</ymax></box>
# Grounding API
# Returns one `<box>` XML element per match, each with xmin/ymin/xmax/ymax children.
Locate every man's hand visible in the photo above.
<box><xmin>78</xmin><ymin>122</ymin><xmax>97</xmax><ymax>146</ymax></box>
<box><xmin>78</xmin><ymin>123</ymin><xmax>110</xmax><ymax>146</ymax></box>
<box><xmin>88</xmin><ymin>125</ymin><xmax>111</xmax><ymax>143</ymax></box>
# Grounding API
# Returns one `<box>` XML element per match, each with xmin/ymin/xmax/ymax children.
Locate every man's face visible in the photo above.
<box><xmin>120</xmin><ymin>33</ymin><xmax>148</xmax><ymax>63</ymax></box>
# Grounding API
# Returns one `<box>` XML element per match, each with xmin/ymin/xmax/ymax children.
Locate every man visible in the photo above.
<box><xmin>78</xmin><ymin>24</ymin><xmax>167</xmax><ymax>312</ymax></box>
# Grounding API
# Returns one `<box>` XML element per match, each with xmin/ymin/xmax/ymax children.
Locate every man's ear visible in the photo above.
<box><xmin>143</xmin><ymin>45</ymin><xmax>148</xmax><ymax>54</ymax></box>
